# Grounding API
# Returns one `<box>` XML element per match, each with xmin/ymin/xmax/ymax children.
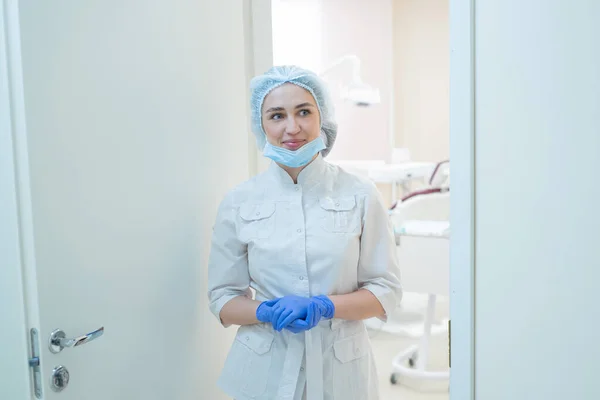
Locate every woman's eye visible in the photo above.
<box><xmin>299</xmin><ymin>109</ymin><xmax>311</xmax><ymax>116</ymax></box>
<box><xmin>271</xmin><ymin>113</ymin><xmax>283</xmax><ymax>120</ymax></box>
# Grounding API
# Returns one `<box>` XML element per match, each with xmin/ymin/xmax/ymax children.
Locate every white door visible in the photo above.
<box><xmin>474</xmin><ymin>1</ymin><xmax>600</xmax><ymax>399</ymax></box>
<box><xmin>3</xmin><ymin>1</ymin><xmax>252</xmax><ymax>398</ymax></box>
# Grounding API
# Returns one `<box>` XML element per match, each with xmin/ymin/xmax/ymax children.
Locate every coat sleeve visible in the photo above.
<box><xmin>357</xmin><ymin>184</ymin><xmax>403</xmax><ymax>322</ymax></box>
<box><xmin>207</xmin><ymin>191</ymin><xmax>251</xmax><ymax>327</ymax></box>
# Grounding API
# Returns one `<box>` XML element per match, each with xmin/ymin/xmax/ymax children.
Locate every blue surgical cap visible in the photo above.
<box><xmin>249</xmin><ymin>65</ymin><xmax>338</xmax><ymax>157</ymax></box>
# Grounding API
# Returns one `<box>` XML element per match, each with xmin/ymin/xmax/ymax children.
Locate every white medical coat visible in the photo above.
<box><xmin>207</xmin><ymin>155</ymin><xmax>402</xmax><ymax>400</ymax></box>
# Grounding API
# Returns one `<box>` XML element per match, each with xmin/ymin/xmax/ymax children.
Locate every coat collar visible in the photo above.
<box><xmin>267</xmin><ymin>153</ymin><xmax>328</xmax><ymax>191</ymax></box>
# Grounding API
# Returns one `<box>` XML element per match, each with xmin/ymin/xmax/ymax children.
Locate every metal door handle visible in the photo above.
<box><xmin>49</xmin><ymin>327</ymin><xmax>104</xmax><ymax>354</ymax></box>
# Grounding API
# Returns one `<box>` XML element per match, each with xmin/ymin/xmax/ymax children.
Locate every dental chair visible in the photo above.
<box><xmin>388</xmin><ymin>160</ymin><xmax>450</xmax><ymax>388</ymax></box>
<box><xmin>389</xmin><ymin>159</ymin><xmax>449</xmax><ymax>214</ymax></box>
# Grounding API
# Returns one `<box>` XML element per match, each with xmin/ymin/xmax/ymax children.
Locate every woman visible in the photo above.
<box><xmin>207</xmin><ymin>65</ymin><xmax>402</xmax><ymax>400</ymax></box>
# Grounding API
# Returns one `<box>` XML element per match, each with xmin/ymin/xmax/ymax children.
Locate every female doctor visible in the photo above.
<box><xmin>207</xmin><ymin>65</ymin><xmax>402</xmax><ymax>400</ymax></box>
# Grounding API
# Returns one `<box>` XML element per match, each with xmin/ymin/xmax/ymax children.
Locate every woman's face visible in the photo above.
<box><xmin>261</xmin><ymin>83</ymin><xmax>321</xmax><ymax>151</ymax></box>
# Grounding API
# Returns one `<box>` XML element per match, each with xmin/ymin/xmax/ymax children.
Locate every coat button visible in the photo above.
<box><xmin>246</xmin><ymin>336</ymin><xmax>250</xmax><ymax>341</ymax></box>
<box><xmin>335</xmin><ymin>203</ymin><xmax>340</xmax><ymax>207</ymax></box>
<box><xmin>256</xmin><ymin>212</ymin><xmax>260</xmax><ymax>216</ymax></box>
<box><xmin>299</xmin><ymin>276</ymin><xmax>304</xmax><ymax>280</ymax></box>
<box><xmin>297</xmin><ymin>229</ymin><xmax>302</xmax><ymax>233</ymax></box>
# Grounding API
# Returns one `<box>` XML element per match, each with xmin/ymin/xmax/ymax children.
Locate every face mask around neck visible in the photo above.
<box><xmin>263</xmin><ymin>136</ymin><xmax>326</xmax><ymax>168</ymax></box>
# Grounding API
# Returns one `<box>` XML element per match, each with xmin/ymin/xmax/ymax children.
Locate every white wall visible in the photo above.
<box><xmin>393</xmin><ymin>0</ymin><xmax>449</xmax><ymax>163</ymax></box>
<box><xmin>270</xmin><ymin>0</ymin><xmax>451</xmax><ymax>165</ymax></box>
<box><xmin>320</xmin><ymin>0</ymin><xmax>394</xmax><ymax>162</ymax></box>
<box><xmin>271</xmin><ymin>0</ymin><xmax>393</xmax><ymax>162</ymax></box>
<box><xmin>475</xmin><ymin>1</ymin><xmax>600</xmax><ymax>399</ymax></box>
<box><xmin>271</xmin><ymin>0</ymin><xmax>322</xmax><ymax>72</ymax></box>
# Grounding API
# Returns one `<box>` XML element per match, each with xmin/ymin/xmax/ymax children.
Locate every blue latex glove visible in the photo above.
<box><xmin>310</xmin><ymin>295</ymin><xmax>335</xmax><ymax>319</ymax></box>
<box><xmin>255</xmin><ymin>299</ymin><xmax>280</xmax><ymax>323</ymax></box>
<box><xmin>285</xmin><ymin>303</ymin><xmax>320</xmax><ymax>334</ymax></box>
<box><xmin>256</xmin><ymin>298</ymin><xmax>313</xmax><ymax>333</ymax></box>
<box><xmin>272</xmin><ymin>295</ymin><xmax>336</xmax><ymax>332</ymax></box>
<box><xmin>270</xmin><ymin>295</ymin><xmax>311</xmax><ymax>331</ymax></box>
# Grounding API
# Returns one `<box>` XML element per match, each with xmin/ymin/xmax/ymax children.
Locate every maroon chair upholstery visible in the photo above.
<box><xmin>388</xmin><ymin>160</ymin><xmax>450</xmax><ymax>210</ymax></box>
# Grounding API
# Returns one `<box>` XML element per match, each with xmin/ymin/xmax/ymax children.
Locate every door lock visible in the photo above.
<box><xmin>50</xmin><ymin>365</ymin><xmax>70</xmax><ymax>392</ymax></box>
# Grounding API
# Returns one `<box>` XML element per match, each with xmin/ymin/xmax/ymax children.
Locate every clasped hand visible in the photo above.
<box><xmin>256</xmin><ymin>295</ymin><xmax>335</xmax><ymax>334</ymax></box>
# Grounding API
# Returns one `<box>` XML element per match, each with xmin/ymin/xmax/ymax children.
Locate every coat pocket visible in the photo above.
<box><xmin>318</xmin><ymin>196</ymin><xmax>360</xmax><ymax>233</ymax></box>
<box><xmin>219</xmin><ymin>326</ymin><xmax>275</xmax><ymax>397</ymax></box>
<box><xmin>239</xmin><ymin>202</ymin><xmax>276</xmax><ymax>240</ymax></box>
<box><xmin>333</xmin><ymin>331</ymin><xmax>369</xmax><ymax>362</ymax></box>
<box><xmin>332</xmin><ymin>332</ymin><xmax>370</xmax><ymax>399</ymax></box>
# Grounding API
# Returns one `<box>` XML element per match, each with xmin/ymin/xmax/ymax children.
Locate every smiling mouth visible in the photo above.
<box><xmin>283</xmin><ymin>139</ymin><xmax>306</xmax><ymax>144</ymax></box>
<box><xmin>282</xmin><ymin>140</ymin><xmax>306</xmax><ymax>149</ymax></box>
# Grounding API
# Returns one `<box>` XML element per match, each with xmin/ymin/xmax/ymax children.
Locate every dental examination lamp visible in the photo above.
<box><xmin>319</xmin><ymin>54</ymin><xmax>381</xmax><ymax>107</ymax></box>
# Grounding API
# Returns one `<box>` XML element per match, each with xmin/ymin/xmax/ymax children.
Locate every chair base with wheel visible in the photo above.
<box><xmin>389</xmin><ymin>294</ymin><xmax>449</xmax><ymax>386</ymax></box>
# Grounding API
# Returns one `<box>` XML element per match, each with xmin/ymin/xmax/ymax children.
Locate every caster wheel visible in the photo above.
<box><xmin>390</xmin><ymin>373</ymin><xmax>398</xmax><ymax>385</ymax></box>
<box><xmin>409</xmin><ymin>352</ymin><xmax>418</xmax><ymax>368</ymax></box>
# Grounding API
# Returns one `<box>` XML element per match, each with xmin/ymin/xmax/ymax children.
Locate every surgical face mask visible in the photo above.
<box><xmin>263</xmin><ymin>136</ymin><xmax>326</xmax><ymax>168</ymax></box>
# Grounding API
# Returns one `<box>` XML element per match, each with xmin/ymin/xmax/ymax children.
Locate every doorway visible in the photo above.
<box><xmin>265</xmin><ymin>0</ymin><xmax>466</xmax><ymax>399</ymax></box>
